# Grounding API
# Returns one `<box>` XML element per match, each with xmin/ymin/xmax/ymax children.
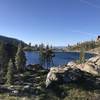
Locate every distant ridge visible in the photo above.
<box><xmin>0</xmin><ymin>35</ymin><xmax>27</xmax><ymax>46</ymax></box>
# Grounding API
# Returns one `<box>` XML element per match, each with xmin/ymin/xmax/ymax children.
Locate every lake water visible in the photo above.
<box><xmin>25</xmin><ymin>51</ymin><xmax>94</xmax><ymax>68</ymax></box>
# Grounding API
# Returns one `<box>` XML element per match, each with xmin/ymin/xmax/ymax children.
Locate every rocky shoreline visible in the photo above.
<box><xmin>63</xmin><ymin>50</ymin><xmax>99</xmax><ymax>55</ymax></box>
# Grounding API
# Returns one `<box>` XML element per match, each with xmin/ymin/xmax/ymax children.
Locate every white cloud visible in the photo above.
<box><xmin>72</xmin><ymin>30</ymin><xmax>98</xmax><ymax>36</ymax></box>
<box><xmin>80</xmin><ymin>0</ymin><xmax>100</xmax><ymax>9</ymax></box>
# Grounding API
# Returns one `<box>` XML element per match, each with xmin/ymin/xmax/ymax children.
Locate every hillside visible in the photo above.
<box><xmin>89</xmin><ymin>47</ymin><xmax>100</xmax><ymax>54</ymax></box>
<box><xmin>66</xmin><ymin>40</ymin><xmax>100</xmax><ymax>53</ymax></box>
<box><xmin>0</xmin><ymin>35</ymin><xmax>27</xmax><ymax>46</ymax></box>
<box><xmin>0</xmin><ymin>35</ymin><xmax>27</xmax><ymax>63</ymax></box>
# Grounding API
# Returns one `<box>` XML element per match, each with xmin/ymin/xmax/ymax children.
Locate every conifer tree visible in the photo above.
<box><xmin>46</xmin><ymin>45</ymin><xmax>49</xmax><ymax>50</ymax></box>
<box><xmin>39</xmin><ymin>47</ymin><xmax>45</xmax><ymax>66</ymax></box>
<box><xmin>39</xmin><ymin>48</ymin><xmax>55</xmax><ymax>68</ymax></box>
<box><xmin>79</xmin><ymin>47</ymin><xmax>85</xmax><ymax>64</ymax></box>
<box><xmin>6</xmin><ymin>59</ymin><xmax>14</xmax><ymax>85</ymax></box>
<box><xmin>0</xmin><ymin>42</ymin><xmax>8</xmax><ymax>76</ymax></box>
<box><xmin>15</xmin><ymin>43</ymin><xmax>26</xmax><ymax>72</ymax></box>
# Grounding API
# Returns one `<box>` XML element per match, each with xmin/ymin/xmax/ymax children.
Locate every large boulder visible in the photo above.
<box><xmin>45</xmin><ymin>67</ymin><xmax>85</xmax><ymax>87</ymax></box>
<box><xmin>77</xmin><ymin>63</ymin><xmax>98</xmax><ymax>75</ymax></box>
<box><xmin>88</xmin><ymin>56</ymin><xmax>100</xmax><ymax>63</ymax></box>
<box><xmin>87</xmin><ymin>55</ymin><xmax>100</xmax><ymax>73</ymax></box>
<box><xmin>64</xmin><ymin>69</ymin><xmax>83</xmax><ymax>82</ymax></box>
<box><xmin>96</xmin><ymin>59</ymin><xmax>100</xmax><ymax>66</ymax></box>
<box><xmin>46</xmin><ymin>55</ymin><xmax>100</xmax><ymax>87</ymax></box>
<box><xmin>46</xmin><ymin>71</ymin><xmax>58</xmax><ymax>87</ymax></box>
<box><xmin>46</xmin><ymin>66</ymin><xmax>68</xmax><ymax>87</ymax></box>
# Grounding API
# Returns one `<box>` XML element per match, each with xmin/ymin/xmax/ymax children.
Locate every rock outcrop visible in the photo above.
<box><xmin>87</xmin><ymin>55</ymin><xmax>100</xmax><ymax>73</ymax></box>
<box><xmin>46</xmin><ymin>55</ymin><xmax>100</xmax><ymax>87</ymax></box>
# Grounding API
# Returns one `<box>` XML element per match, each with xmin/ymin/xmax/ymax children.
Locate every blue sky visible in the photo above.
<box><xmin>0</xmin><ymin>0</ymin><xmax>100</xmax><ymax>46</ymax></box>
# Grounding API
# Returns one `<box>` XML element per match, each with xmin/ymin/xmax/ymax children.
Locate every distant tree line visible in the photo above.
<box><xmin>67</xmin><ymin>40</ymin><xmax>100</xmax><ymax>51</ymax></box>
<box><xmin>23</xmin><ymin>43</ymin><xmax>53</xmax><ymax>51</ymax></box>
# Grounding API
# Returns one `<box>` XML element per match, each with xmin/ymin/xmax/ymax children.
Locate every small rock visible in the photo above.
<box><xmin>23</xmin><ymin>85</ymin><xmax>30</xmax><ymax>89</ymax></box>
<box><xmin>12</xmin><ymin>90</ymin><xmax>18</xmax><ymax>94</ymax></box>
<box><xmin>36</xmin><ymin>86</ymin><xmax>42</xmax><ymax>89</ymax></box>
<box><xmin>67</xmin><ymin>61</ymin><xmax>77</xmax><ymax>68</ymax></box>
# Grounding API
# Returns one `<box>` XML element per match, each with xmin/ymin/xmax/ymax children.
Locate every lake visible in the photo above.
<box><xmin>25</xmin><ymin>51</ymin><xmax>94</xmax><ymax>68</ymax></box>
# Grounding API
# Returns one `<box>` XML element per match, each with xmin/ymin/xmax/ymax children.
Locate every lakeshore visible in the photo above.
<box><xmin>0</xmin><ymin>54</ymin><xmax>100</xmax><ymax>100</ymax></box>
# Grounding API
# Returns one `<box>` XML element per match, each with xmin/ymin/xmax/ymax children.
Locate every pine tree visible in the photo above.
<box><xmin>34</xmin><ymin>44</ymin><xmax>38</xmax><ymax>50</ymax></box>
<box><xmin>50</xmin><ymin>45</ymin><xmax>53</xmax><ymax>49</ymax></box>
<box><xmin>46</xmin><ymin>49</ymin><xmax>54</xmax><ymax>68</ymax></box>
<box><xmin>6</xmin><ymin>59</ymin><xmax>14</xmax><ymax>85</ymax></box>
<box><xmin>39</xmin><ymin>48</ymin><xmax>55</xmax><ymax>68</ymax></box>
<box><xmin>0</xmin><ymin>42</ymin><xmax>8</xmax><ymax>76</ymax></box>
<box><xmin>46</xmin><ymin>45</ymin><xmax>49</xmax><ymax>50</ymax></box>
<box><xmin>15</xmin><ymin>43</ymin><xmax>26</xmax><ymax>72</ymax></box>
<box><xmin>79</xmin><ymin>47</ymin><xmax>85</xmax><ymax>64</ymax></box>
<box><xmin>39</xmin><ymin>47</ymin><xmax>45</xmax><ymax>66</ymax></box>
